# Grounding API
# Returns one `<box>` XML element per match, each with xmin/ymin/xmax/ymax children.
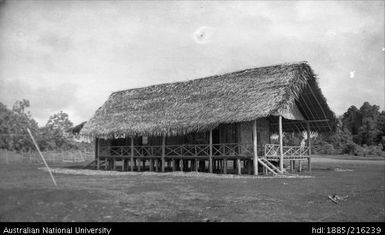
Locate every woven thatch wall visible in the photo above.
<box><xmin>81</xmin><ymin>62</ymin><xmax>335</xmax><ymax>139</ymax></box>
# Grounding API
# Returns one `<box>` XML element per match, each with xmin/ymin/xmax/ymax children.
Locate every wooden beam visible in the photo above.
<box><xmin>130</xmin><ymin>137</ymin><xmax>134</xmax><ymax>171</ymax></box>
<box><xmin>253</xmin><ymin>119</ymin><xmax>258</xmax><ymax>175</ymax></box>
<box><xmin>279</xmin><ymin>115</ymin><xmax>284</xmax><ymax>172</ymax></box>
<box><xmin>161</xmin><ymin>135</ymin><xmax>166</xmax><ymax>172</ymax></box>
<box><xmin>95</xmin><ymin>138</ymin><xmax>100</xmax><ymax>170</ymax></box>
<box><xmin>209</xmin><ymin>129</ymin><xmax>213</xmax><ymax>173</ymax></box>
<box><xmin>307</xmin><ymin>122</ymin><xmax>312</xmax><ymax>172</ymax></box>
<box><xmin>270</xmin><ymin>119</ymin><xmax>329</xmax><ymax>126</ymax></box>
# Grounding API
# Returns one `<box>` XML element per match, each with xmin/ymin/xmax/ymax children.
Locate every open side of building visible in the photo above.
<box><xmin>80</xmin><ymin>61</ymin><xmax>336</xmax><ymax>175</ymax></box>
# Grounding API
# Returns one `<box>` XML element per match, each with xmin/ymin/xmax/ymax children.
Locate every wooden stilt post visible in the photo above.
<box><xmin>155</xmin><ymin>159</ymin><xmax>159</xmax><ymax>172</ymax></box>
<box><xmin>130</xmin><ymin>137</ymin><xmax>134</xmax><ymax>171</ymax></box>
<box><xmin>293</xmin><ymin>160</ymin><xmax>296</xmax><ymax>172</ymax></box>
<box><xmin>137</xmin><ymin>158</ymin><xmax>141</xmax><ymax>171</ymax></box>
<box><xmin>299</xmin><ymin>161</ymin><xmax>302</xmax><ymax>172</ymax></box>
<box><xmin>307</xmin><ymin>122</ymin><xmax>312</xmax><ymax>172</ymax></box>
<box><xmin>223</xmin><ymin>159</ymin><xmax>227</xmax><ymax>174</ymax></box>
<box><xmin>150</xmin><ymin>159</ymin><xmax>154</xmax><ymax>171</ymax></box>
<box><xmin>143</xmin><ymin>159</ymin><xmax>146</xmax><ymax>170</ymax></box>
<box><xmin>95</xmin><ymin>138</ymin><xmax>100</xmax><ymax>170</ymax></box>
<box><xmin>195</xmin><ymin>159</ymin><xmax>199</xmax><ymax>171</ymax></box>
<box><xmin>209</xmin><ymin>129</ymin><xmax>213</xmax><ymax>173</ymax></box>
<box><xmin>172</xmin><ymin>159</ymin><xmax>176</xmax><ymax>171</ymax></box>
<box><xmin>111</xmin><ymin>157</ymin><xmax>115</xmax><ymax>170</ymax></box>
<box><xmin>237</xmin><ymin>158</ymin><xmax>241</xmax><ymax>175</ymax></box>
<box><xmin>161</xmin><ymin>135</ymin><xmax>166</xmax><ymax>172</ymax></box>
<box><xmin>279</xmin><ymin>115</ymin><xmax>284</xmax><ymax>172</ymax></box>
<box><xmin>253</xmin><ymin>119</ymin><xmax>258</xmax><ymax>175</ymax></box>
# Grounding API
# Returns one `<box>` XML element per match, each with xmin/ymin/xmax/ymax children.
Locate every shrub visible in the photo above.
<box><xmin>319</xmin><ymin>143</ymin><xmax>335</xmax><ymax>155</ymax></box>
<box><xmin>365</xmin><ymin>144</ymin><xmax>385</xmax><ymax>157</ymax></box>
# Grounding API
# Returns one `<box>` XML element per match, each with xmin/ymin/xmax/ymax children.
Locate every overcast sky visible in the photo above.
<box><xmin>0</xmin><ymin>0</ymin><xmax>384</xmax><ymax>126</ymax></box>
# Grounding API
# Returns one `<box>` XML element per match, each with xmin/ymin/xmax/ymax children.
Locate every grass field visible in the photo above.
<box><xmin>0</xmin><ymin>156</ymin><xmax>384</xmax><ymax>222</ymax></box>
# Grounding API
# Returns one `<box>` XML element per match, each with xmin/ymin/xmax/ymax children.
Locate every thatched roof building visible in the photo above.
<box><xmin>67</xmin><ymin>121</ymin><xmax>87</xmax><ymax>135</ymax></box>
<box><xmin>81</xmin><ymin>62</ymin><xmax>335</xmax><ymax>139</ymax></box>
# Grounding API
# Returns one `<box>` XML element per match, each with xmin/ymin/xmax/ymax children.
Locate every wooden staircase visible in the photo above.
<box><xmin>257</xmin><ymin>158</ymin><xmax>283</xmax><ymax>176</ymax></box>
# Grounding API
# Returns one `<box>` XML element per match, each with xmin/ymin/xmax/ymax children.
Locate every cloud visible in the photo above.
<box><xmin>0</xmin><ymin>78</ymin><xmax>78</xmax><ymax>124</ymax></box>
<box><xmin>0</xmin><ymin>0</ymin><xmax>383</xmax><ymax>126</ymax></box>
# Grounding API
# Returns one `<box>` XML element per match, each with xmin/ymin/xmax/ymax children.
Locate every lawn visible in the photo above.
<box><xmin>0</xmin><ymin>156</ymin><xmax>384</xmax><ymax>222</ymax></box>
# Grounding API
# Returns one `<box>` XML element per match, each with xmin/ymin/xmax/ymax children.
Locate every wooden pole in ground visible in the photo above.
<box><xmin>150</xmin><ymin>159</ymin><xmax>154</xmax><ymax>171</ymax></box>
<box><xmin>223</xmin><ymin>159</ymin><xmax>227</xmax><ymax>174</ymax></box>
<box><xmin>130</xmin><ymin>137</ymin><xmax>134</xmax><ymax>171</ymax></box>
<box><xmin>95</xmin><ymin>138</ymin><xmax>100</xmax><ymax>170</ymax></box>
<box><xmin>113</xmin><ymin>158</ymin><xmax>116</xmax><ymax>171</ymax></box>
<box><xmin>279</xmin><ymin>115</ymin><xmax>284</xmax><ymax>172</ymax></box>
<box><xmin>253</xmin><ymin>119</ymin><xmax>258</xmax><ymax>175</ymax></box>
<box><xmin>306</xmin><ymin>122</ymin><xmax>312</xmax><ymax>172</ymax></box>
<box><xmin>155</xmin><ymin>159</ymin><xmax>159</xmax><ymax>172</ymax></box>
<box><xmin>161</xmin><ymin>136</ymin><xmax>166</xmax><ymax>172</ymax></box>
<box><xmin>209</xmin><ymin>129</ymin><xmax>213</xmax><ymax>173</ymax></box>
<box><xmin>137</xmin><ymin>158</ymin><xmax>141</xmax><ymax>171</ymax></box>
<box><xmin>27</xmin><ymin>128</ymin><xmax>57</xmax><ymax>186</ymax></box>
<box><xmin>237</xmin><ymin>158</ymin><xmax>241</xmax><ymax>175</ymax></box>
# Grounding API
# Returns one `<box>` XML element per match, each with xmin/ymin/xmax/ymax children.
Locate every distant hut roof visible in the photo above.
<box><xmin>67</xmin><ymin>121</ymin><xmax>87</xmax><ymax>135</ymax></box>
<box><xmin>81</xmin><ymin>62</ymin><xmax>335</xmax><ymax>139</ymax></box>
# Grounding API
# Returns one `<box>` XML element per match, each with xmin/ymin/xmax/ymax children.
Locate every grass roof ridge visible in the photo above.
<box><xmin>110</xmin><ymin>61</ymin><xmax>309</xmax><ymax>95</ymax></box>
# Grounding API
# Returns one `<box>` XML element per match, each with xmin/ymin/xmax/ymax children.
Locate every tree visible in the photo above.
<box><xmin>0</xmin><ymin>100</ymin><xmax>39</xmax><ymax>151</ymax></box>
<box><xmin>357</xmin><ymin>102</ymin><xmax>380</xmax><ymax>145</ymax></box>
<box><xmin>40</xmin><ymin>111</ymin><xmax>75</xmax><ymax>151</ymax></box>
<box><xmin>45</xmin><ymin>111</ymin><xmax>73</xmax><ymax>135</ymax></box>
<box><xmin>341</xmin><ymin>105</ymin><xmax>361</xmax><ymax>137</ymax></box>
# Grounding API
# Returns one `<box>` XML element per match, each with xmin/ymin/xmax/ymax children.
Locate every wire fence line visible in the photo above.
<box><xmin>0</xmin><ymin>149</ymin><xmax>94</xmax><ymax>164</ymax></box>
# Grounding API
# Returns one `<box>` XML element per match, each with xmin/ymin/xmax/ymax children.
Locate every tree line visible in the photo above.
<box><xmin>284</xmin><ymin>102</ymin><xmax>385</xmax><ymax>157</ymax></box>
<box><xmin>0</xmin><ymin>99</ymin><xmax>92</xmax><ymax>152</ymax></box>
<box><xmin>0</xmin><ymin>99</ymin><xmax>384</xmax><ymax>157</ymax></box>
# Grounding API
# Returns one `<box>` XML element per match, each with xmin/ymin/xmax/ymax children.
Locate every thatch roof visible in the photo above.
<box><xmin>81</xmin><ymin>62</ymin><xmax>335</xmax><ymax>139</ymax></box>
<box><xmin>67</xmin><ymin>121</ymin><xmax>87</xmax><ymax>135</ymax></box>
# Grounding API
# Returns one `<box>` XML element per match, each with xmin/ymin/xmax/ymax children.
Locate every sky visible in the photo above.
<box><xmin>0</xmin><ymin>0</ymin><xmax>384</xmax><ymax>126</ymax></box>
